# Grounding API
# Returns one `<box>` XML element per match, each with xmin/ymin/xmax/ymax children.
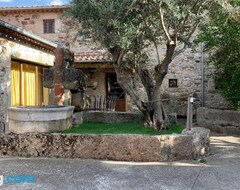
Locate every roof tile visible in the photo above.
<box><xmin>74</xmin><ymin>52</ymin><xmax>112</xmax><ymax>62</ymax></box>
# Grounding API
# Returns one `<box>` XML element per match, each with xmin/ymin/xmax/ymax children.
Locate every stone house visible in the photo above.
<box><xmin>0</xmin><ymin>19</ymin><xmax>56</xmax><ymax>133</ymax></box>
<box><xmin>0</xmin><ymin>5</ymin><xmax>128</xmax><ymax>111</ymax></box>
<box><xmin>0</xmin><ymin>5</ymin><xmax>230</xmax><ymax>115</ymax></box>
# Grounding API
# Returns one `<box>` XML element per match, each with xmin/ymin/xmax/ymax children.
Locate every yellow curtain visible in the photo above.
<box><xmin>38</xmin><ymin>66</ymin><xmax>50</xmax><ymax>105</ymax></box>
<box><xmin>36</xmin><ymin>67</ymin><xmax>43</xmax><ymax>105</ymax></box>
<box><xmin>11</xmin><ymin>62</ymin><xmax>50</xmax><ymax>106</ymax></box>
<box><xmin>22</xmin><ymin>64</ymin><xmax>36</xmax><ymax>106</ymax></box>
<box><xmin>11</xmin><ymin>62</ymin><xmax>21</xmax><ymax>106</ymax></box>
<box><xmin>43</xmin><ymin>87</ymin><xmax>50</xmax><ymax>105</ymax></box>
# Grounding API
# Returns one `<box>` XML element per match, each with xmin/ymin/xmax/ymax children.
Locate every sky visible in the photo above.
<box><xmin>0</xmin><ymin>0</ymin><xmax>70</xmax><ymax>7</ymax></box>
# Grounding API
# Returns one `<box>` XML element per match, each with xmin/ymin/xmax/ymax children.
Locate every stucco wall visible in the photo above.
<box><xmin>86</xmin><ymin>70</ymin><xmax>106</xmax><ymax>97</ymax></box>
<box><xmin>11</xmin><ymin>42</ymin><xmax>55</xmax><ymax>66</ymax></box>
<box><xmin>0</xmin><ymin>127</ymin><xmax>210</xmax><ymax>162</ymax></box>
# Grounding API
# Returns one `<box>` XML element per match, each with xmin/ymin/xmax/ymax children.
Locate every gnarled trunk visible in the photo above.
<box><xmin>110</xmin><ymin>43</ymin><xmax>176</xmax><ymax>130</ymax></box>
<box><xmin>141</xmin><ymin>86</ymin><xmax>167</xmax><ymax>130</ymax></box>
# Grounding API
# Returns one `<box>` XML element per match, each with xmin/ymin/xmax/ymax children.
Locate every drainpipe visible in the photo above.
<box><xmin>54</xmin><ymin>47</ymin><xmax>65</xmax><ymax>105</ymax></box>
<box><xmin>201</xmin><ymin>42</ymin><xmax>205</xmax><ymax>107</ymax></box>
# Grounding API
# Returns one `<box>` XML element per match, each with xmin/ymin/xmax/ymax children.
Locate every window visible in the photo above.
<box><xmin>169</xmin><ymin>79</ymin><xmax>178</xmax><ymax>88</ymax></box>
<box><xmin>11</xmin><ymin>61</ymin><xmax>49</xmax><ymax>106</ymax></box>
<box><xmin>43</xmin><ymin>19</ymin><xmax>55</xmax><ymax>33</ymax></box>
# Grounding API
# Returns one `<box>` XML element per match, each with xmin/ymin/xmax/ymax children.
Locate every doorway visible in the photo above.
<box><xmin>106</xmin><ymin>73</ymin><xmax>126</xmax><ymax>112</ymax></box>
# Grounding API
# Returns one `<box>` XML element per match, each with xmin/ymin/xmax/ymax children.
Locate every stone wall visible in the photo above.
<box><xmin>151</xmin><ymin>45</ymin><xmax>229</xmax><ymax>116</ymax></box>
<box><xmin>84</xmin><ymin>111</ymin><xmax>143</xmax><ymax>124</ymax></box>
<box><xmin>197</xmin><ymin>107</ymin><xmax>240</xmax><ymax>135</ymax></box>
<box><xmin>0</xmin><ymin>39</ymin><xmax>11</xmax><ymax>133</ymax></box>
<box><xmin>0</xmin><ymin>127</ymin><xmax>210</xmax><ymax>162</ymax></box>
<box><xmin>0</xmin><ymin>10</ymin><xmax>64</xmax><ymax>44</ymax></box>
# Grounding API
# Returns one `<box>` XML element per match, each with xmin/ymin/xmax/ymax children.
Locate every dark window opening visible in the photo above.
<box><xmin>106</xmin><ymin>73</ymin><xmax>124</xmax><ymax>99</ymax></box>
<box><xmin>169</xmin><ymin>79</ymin><xmax>178</xmax><ymax>88</ymax></box>
<box><xmin>43</xmin><ymin>19</ymin><xmax>55</xmax><ymax>33</ymax></box>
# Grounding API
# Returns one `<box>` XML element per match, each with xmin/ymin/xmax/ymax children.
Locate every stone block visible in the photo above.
<box><xmin>72</xmin><ymin>111</ymin><xmax>83</xmax><ymax>125</ymax></box>
<box><xmin>62</xmin><ymin>68</ymin><xmax>86</xmax><ymax>90</ymax></box>
<box><xmin>21</xmin><ymin>21</ymin><xmax>28</xmax><ymax>25</ymax></box>
<box><xmin>197</xmin><ymin>107</ymin><xmax>240</xmax><ymax>127</ymax></box>
<box><xmin>29</xmin><ymin>20</ymin><xmax>35</xmax><ymax>25</ymax></box>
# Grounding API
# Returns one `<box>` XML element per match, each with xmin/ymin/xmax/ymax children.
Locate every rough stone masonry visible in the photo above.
<box><xmin>0</xmin><ymin>127</ymin><xmax>210</xmax><ymax>162</ymax></box>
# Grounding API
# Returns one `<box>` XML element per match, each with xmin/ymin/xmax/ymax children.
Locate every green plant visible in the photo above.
<box><xmin>198</xmin><ymin>159</ymin><xmax>207</xmax><ymax>164</ymax></box>
<box><xmin>198</xmin><ymin>1</ymin><xmax>240</xmax><ymax>109</ymax></box>
<box><xmin>237</xmin><ymin>101</ymin><xmax>240</xmax><ymax>112</ymax></box>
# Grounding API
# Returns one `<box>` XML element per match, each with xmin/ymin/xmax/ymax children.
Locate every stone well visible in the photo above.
<box><xmin>8</xmin><ymin>106</ymin><xmax>74</xmax><ymax>134</ymax></box>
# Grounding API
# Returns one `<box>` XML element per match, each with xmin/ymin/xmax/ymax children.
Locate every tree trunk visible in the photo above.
<box><xmin>139</xmin><ymin>69</ymin><xmax>167</xmax><ymax>130</ymax></box>
<box><xmin>115</xmin><ymin>66</ymin><xmax>168</xmax><ymax>130</ymax></box>
<box><xmin>142</xmin><ymin>86</ymin><xmax>166</xmax><ymax>130</ymax></box>
<box><xmin>110</xmin><ymin>43</ymin><xmax>176</xmax><ymax>130</ymax></box>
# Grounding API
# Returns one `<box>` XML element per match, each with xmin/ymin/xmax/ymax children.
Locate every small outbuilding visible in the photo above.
<box><xmin>0</xmin><ymin>19</ymin><xmax>57</xmax><ymax>133</ymax></box>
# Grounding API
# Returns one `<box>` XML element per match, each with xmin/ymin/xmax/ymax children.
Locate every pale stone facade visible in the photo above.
<box><xmin>0</xmin><ymin>5</ymin><xmax>230</xmax><ymax>116</ymax></box>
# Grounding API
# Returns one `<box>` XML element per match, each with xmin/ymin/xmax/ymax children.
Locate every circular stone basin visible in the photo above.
<box><xmin>8</xmin><ymin>106</ymin><xmax>74</xmax><ymax>134</ymax></box>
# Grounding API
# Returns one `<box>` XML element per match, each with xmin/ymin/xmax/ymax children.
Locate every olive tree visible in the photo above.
<box><xmin>66</xmin><ymin>0</ymin><xmax>226</xmax><ymax>130</ymax></box>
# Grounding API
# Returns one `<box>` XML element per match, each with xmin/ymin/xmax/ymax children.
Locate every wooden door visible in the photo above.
<box><xmin>106</xmin><ymin>73</ymin><xmax>126</xmax><ymax>112</ymax></box>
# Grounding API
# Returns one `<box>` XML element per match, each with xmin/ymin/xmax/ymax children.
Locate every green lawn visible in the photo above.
<box><xmin>64</xmin><ymin>122</ymin><xmax>185</xmax><ymax>135</ymax></box>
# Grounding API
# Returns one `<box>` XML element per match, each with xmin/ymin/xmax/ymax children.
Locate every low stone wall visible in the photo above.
<box><xmin>197</xmin><ymin>107</ymin><xmax>240</xmax><ymax>134</ymax></box>
<box><xmin>84</xmin><ymin>111</ymin><xmax>143</xmax><ymax>123</ymax></box>
<box><xmin>0</xmin><ymin>127</ymin><xmax>210</xmax><ymax>162</ymax></box>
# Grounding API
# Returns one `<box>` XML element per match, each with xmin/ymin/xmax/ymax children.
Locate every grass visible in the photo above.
<box><xmin>63</xmin><ymin>122</ymin><xmax>185</xmax><ymax>135</ymax></box>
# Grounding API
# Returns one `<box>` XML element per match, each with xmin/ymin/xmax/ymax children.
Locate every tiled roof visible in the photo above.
<box><xmin>0</xmin><ymin>19</ymin><xmax>57</xmax><ymax>52</ymax></box>
<box><xmin>0</xmin><ymin>5</ymin><xmax>68</xmax><ymax>12</ymax></box>
<box><xmin>74</xmin><ymin>52</ymin><xmax>113</xmax><ymax>62</ymax></box>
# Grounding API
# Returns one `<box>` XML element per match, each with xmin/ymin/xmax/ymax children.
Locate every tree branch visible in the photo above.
<box><xmin>175</xmin><ymin>0</ymin><xmax>199</xmax><ymax>33</ymax></box>
<box><xmin>111</xmin><ymin>50</ymin><xmax>145</xmax><ymax>112</ymax></box>
<box><xmin>159</xmin><ymin>1</ymin><xmax>173</xmax><ymax>44</ymax></box>
<box><xmin>155</xmin><ymin>42</ymin><xmax>176</xmax><ymax>84</ymax></box>
<box><xmin>115</xmin><ymin>67</ymin><xmax>145</xmax><ymax>112</ymax></box>
<box><xmin>154</xmin><ymin>41</ymin><xmax>161</xmax><ymax>65</ymax></box>
<box><xmin>172</xmin><ymin>44</ymin><xmax>187</xmax><ymax>58</ymax></box>
<box><xmin>173</xmin><ymin>0</ymin><xmax>208</xmax><ymax>58</ymax></box>
<box><xmin>117</xmin><ymin>50</ymin><xmax>125</xmax><ymax>67</ymax></box>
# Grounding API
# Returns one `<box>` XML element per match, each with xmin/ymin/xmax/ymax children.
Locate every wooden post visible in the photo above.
<box><xmin>186</xmin><ymin>96</ymin><xmax>194</xmax><ymax>130</ymax></box>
